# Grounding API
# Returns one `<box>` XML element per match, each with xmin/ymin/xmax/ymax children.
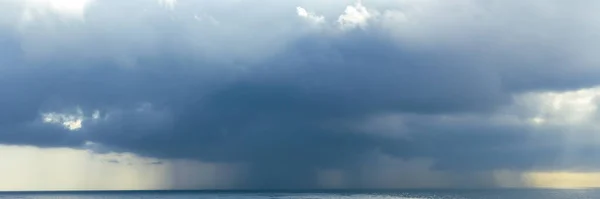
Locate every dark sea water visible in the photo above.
<box><xmin>1</xmin><ymin>189</ymin><xmax>599</xmax><ymax>199</ymax></box>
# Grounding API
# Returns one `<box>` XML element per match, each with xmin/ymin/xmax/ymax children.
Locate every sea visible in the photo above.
<box><xmin>1</xmin><ymin>189</ymin><xmax>599</xmax><ymax>199</ymax></box>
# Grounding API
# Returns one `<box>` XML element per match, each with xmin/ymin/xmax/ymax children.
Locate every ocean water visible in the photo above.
<box><xmin>1</xmin><ymin>190</ymin><xmax>599</xmax><ymax>199</ymax></box>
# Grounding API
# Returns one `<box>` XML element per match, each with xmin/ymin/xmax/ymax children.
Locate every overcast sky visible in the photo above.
<box><xmin>2</xmin><ymin>0</ymin><xmax>600</xmax><ymax>190</ymax></box>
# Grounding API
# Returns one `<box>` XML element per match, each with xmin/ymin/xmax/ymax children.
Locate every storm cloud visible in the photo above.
<box><xmin>2</xmin><ymin>0</ymin><xmax>600</xmax><ymax>189</ymax></box>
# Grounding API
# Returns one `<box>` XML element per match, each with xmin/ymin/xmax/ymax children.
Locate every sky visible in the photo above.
<box><xmin>2</xmin><ymin>0</ymin><xmax>600</xmax><ymax>190</ymax></box>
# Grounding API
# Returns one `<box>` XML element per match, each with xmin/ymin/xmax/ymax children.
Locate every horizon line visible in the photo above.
<box><xmin>1</xmin><ymin>187</ymin><xmax>598</xmax><ymax>194</ymax></box>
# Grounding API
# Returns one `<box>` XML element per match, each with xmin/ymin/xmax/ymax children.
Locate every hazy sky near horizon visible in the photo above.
<box><xmin>2</xmin><ymin>0</ymin><xmax>600</xmax><ymax>190</ymax></box>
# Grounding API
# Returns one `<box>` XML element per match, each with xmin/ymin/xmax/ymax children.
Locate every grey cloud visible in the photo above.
<box><xmin>0</xmin><ymin>121</ymin><xmax>83</xmax><ymax>148</ymax></box>
<box><xmin>1</xmin><ymin>0</ymin><xmax>600</xmax><ymax>189</ymax></box>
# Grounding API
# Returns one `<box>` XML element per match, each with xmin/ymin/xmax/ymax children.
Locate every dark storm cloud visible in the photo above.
<box><xmin>75</xmin><ymin>32</ymin><xmax>599</xmax><ymax>187</ymax></box>
<box><xmin>2</xmin><ymin>0</ymin><xmax>600</xmax><ymax>188</ymax></box>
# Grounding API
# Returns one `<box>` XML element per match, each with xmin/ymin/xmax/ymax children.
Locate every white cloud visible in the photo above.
<box><xmin>296</xmin><ymin>6</ymin><xmax>325</xmax><ymax>24</ymax></box>
<box><xmin>505</xmin><ymin>87</ymin><xmax>600</xmax><ymax>155</ymax></box>
<box><xmin>429</xmin><ymin>86</ymin><xmax>600</xmax><ymax>134</ymax></box>
<box><xmin>39</xmin><ymin>107</ymin><xmax>104</xmax><ymax>131</ymax></box>
<box><xmin>337</xmin><ymin>1</ymin><xmax>374</xmax><ymax>30</ymax></box>
<box><xmin>512</xmin><ymin>87</ymin><xmax>600</xmax><ymax>127</ymax></box>
<box><xmin>41</xmin><ymin>108</ymin><xmax>85</xmax><ymax>131</ymax></box>
<box><xmin>20</xmin><ymin>0</ymin><xmax>94</xmax><ymax>22</ymax></box>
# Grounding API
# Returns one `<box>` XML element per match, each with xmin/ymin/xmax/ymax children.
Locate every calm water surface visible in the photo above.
<box><xmin>1</xmin><ymin>190</ymin><xmax>599</xmax><ymax>199</ymax></box>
